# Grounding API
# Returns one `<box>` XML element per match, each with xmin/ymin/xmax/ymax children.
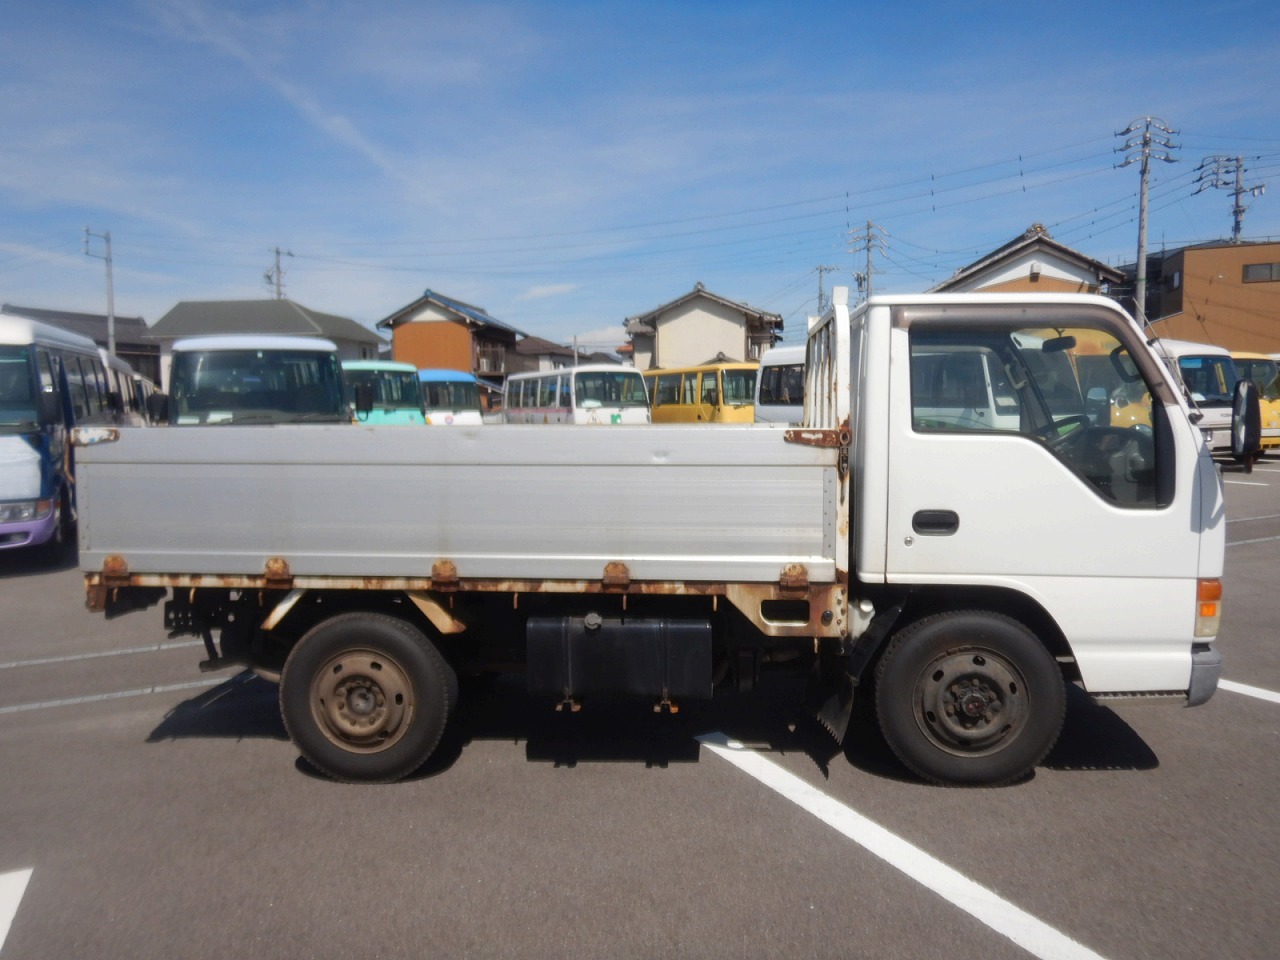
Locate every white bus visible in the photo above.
<box><xmin>159</xmin><ymin>335</ymin><xmax>349</xmax><ymax>425</ymax></box>
<box><xmin>1155</xmin><ymin>338</ymin><xmax>1239</xmax><ymax>451</ymax></box>
<box><xmin>418</xmin><ymin>369</ymin><xmax>485</xmax><ymax>426</ymax></box>
<box><xmin>504</xmin><ymin>365</ymin><xmax>650</xmax><ymax>424</ymax></box>
<box><xmin>754</xmin><ymin>344</ymin><xmax>805</xmax><ymax>424</ymax></box>
<box><xmin>99</xmin><ymin>348</ymin><xmax>155</xmax><ymax>427</ymax></box>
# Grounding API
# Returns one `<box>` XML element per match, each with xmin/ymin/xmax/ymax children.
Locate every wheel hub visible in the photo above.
<box><xmin>917</xmin><ymin>650</ymin><xmax>1027</xmax><ymax>756</ymax></box>
<box><xmin>310</xmin><ymin>649</ymin><xmax>413</xmax><ymax>752</ymax></box>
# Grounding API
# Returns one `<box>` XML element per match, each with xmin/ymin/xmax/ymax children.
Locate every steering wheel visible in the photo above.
<box><xmin>1035</xmin><ymin>414</ymin><xmax>1091</xmax><ymax>447</ymax></box>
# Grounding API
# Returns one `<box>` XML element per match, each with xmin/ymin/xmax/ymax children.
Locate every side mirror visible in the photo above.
<box><xmin>37</xmin><ymin>390</ymin><xmax>62</xmax><ymax>425</ymax></box>
<box><xmin>147</xmin><ymin>392</ymin><xmax>170</xmax><ymax>424</ymax></box>
<box><xmin>353</xmin><ymin>383</ymin><xmax>375</xmax><ymax>419</ymax></box>
<box><xmin>1231</xmin><ymin>379</ymin><xmax>1262</xmax><ymax>472</ymax></box>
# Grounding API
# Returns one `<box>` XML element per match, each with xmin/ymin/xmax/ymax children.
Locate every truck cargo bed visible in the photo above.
<box><xmin>77</xmin><ymin>423</ymin><xmax>840</xmax><ymax>585</ymax></box>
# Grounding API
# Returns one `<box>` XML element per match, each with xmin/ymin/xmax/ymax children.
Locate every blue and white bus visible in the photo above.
<box><xmin>0</xmin><ymin>312</ymin><xmax>121</xmax><ymax>557</ymax></box>
<box><xmin>418</xmin><ymin>369</ymin><xmax>485</xmax><ymax>426</ymax></box>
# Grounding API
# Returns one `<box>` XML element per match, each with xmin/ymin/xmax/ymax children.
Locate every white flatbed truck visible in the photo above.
<box><xmin>74</xmin><ymin>291</ymin><xmax>1250</xmax><ymax>786</ymax></box>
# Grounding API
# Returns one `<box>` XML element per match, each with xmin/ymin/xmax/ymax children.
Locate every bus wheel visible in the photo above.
<box><xmin>280</xmin><ymin>612</ymin><xmax>456</xmax><ymax>783</ymax></box>
<box><xmin>873</xmin><ymin>611</ymin><xmax>1065</xmax><ymax>786</ymax></box>
<box><xmin>36</xmin><ymin>488</ymin><xmax>73</xmax><ymax>563</ymax></box>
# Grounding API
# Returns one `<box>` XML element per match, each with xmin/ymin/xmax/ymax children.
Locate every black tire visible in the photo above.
<box><xmin>34</xmin><ymin>487</ymin><xmax>73</xmax><ymax>564</ymax></box>
<box><xmin>280</xmin><ymin>612</ymin><xmax>457</xmax><ymax>782</ymax></box>
<box><xmin>874</xmin><ymin>611</ymin><xmax>1066</xmax><ymax>786</ymax></box>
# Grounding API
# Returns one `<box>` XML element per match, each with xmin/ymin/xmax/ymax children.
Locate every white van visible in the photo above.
<box><xmin>754</xmin><ymin>345</ymin><xmax>805</xmax><ymax>424</ymax></box>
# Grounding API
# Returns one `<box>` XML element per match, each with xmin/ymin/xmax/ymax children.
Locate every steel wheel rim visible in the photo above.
<box><xmin>309</xmin><ymin>647</ymin><xmax>414</xmax><ymax>754</ymax></box>
<box><xmin>914</xmin><ymin>649</ymin><xmax>1029</xmax><ymax>757</ymax></box>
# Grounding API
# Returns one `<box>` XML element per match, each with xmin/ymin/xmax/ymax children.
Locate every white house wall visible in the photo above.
<box><xmin>946</xmin><ymin>251</ymin><xmax>1101</xmax><ymax>292</ymax></box>
<box><xmin>657</xmin><ymin>300</ymin><xmax>746</xmax><ymax>368</ymax></box>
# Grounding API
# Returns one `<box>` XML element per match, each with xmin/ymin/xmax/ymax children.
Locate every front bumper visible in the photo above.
<box><xmin>1186</xmin><ymin>644</ymin><xmax>1222</xmax><ymax>707</ymax></box>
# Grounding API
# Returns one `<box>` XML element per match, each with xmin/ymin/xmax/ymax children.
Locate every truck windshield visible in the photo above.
<box><xmin>171</xmin><ymin>349</ymin><xmax>347</xmax><ymax>425</ymax></box>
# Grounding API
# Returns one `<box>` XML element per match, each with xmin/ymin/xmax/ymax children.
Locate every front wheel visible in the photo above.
<box><xmin>874</xmin><ymin>611</ymin><xmax>1066</xmax><ymax>786</ymax></box>
<box><xmin>280</xmin><ymin>612</ymin><xmax>457</xmax><ymax>782</ymax></box>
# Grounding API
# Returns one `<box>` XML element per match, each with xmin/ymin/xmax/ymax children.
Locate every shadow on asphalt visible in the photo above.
<box><xmin>147</xmin><ymin>671</ymin><xmax>288</xmax><ymax>743</ymax></box>
<box><xmin>1042</xmin><ymin>684</ymin><xmax>1159</xmax><ymax>773</ymax></box>
<box><xmin>148</xmin><ymin>668</ymin><xmax>1159</xmax><ymax>786</ymax></box>
<box><xmin>0</xmin><ymin>541</ymin><xmax>80</xmax><ymax>580</ymax></box>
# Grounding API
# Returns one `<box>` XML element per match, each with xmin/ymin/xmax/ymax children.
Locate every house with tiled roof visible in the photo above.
<box><xmin>930</xmin><ymin>224</ymin><xmax>1124</xmax><ymax>295</ymax></box>
<box><xmin>624</xmin><ymin>282</ymin><xmax>782</xmax><ymax>370</ymax></box>
<box><xmin>377</xmin><ymin>290</ymin><xmax>528</xmax><ymax>397</ymax></box>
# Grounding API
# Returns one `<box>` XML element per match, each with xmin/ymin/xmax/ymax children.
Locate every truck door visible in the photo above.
<box><xmin>878</xmin><ymin>304</ymin><xmax>1211</xmax><ymax>691</ymax></box>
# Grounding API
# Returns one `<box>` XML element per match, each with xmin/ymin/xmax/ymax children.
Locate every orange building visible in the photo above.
<box><xmin>376</xmin><ymin>290</ymin><xmax>527</xmax><ymax>403</ymax></box>
<box><xmin>1139</xmin><ymin>240</ymin><xmax>1280</xmax><ymax>351</ymax></box>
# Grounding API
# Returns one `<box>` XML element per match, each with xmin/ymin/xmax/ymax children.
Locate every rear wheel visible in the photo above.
<box><xmin>874</xmin><ymin>611</ymin><xmax>1065</xmax><ymax>786</ymax></box>
<box><xmin>280</xmin><ymin>612</ymin><xmax>457</xmax><ymax>782</ymax></box>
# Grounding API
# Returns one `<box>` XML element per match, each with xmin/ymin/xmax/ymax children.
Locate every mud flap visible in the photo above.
<box><xmin>803</xmin><ymin>602</ymin><xmax>904</xmax><ymax>743</ymax></box>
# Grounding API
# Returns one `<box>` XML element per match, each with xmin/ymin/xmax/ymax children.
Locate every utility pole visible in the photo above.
<box><xmin>83</xmin><ymin>227</ymin><xmax>116</xmax><ymax>357</ymax></box>
<box><xmin>848</xmin><ymin>221</ymin><xmax>886</xmax><ymax>303</ymax></box>
<box><xmin>815</xmin><ymin>265</ymin><xmax>839</xmax><ymax>315</ymax></box>
<box><xmin>1116</xmin><ymin>117</ymin><xmax>1178</xmax><ymax>326</ymax></box>
<box><xmin>1195</xmin><ymin>156</ymin><xmax>1267</xmax><ymax>242</ymax></box>
<box><xmin>264</xmin><ymin>246</ymin><xmax>293</xmax><ymax>299</ymax></box>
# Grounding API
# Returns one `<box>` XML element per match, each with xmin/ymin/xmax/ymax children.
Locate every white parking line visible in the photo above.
<box><xmin>1227</xmin><ymin>512</ymin><xmax>1280</xmax><ymax>523</ymax></box>
<box><xmin>0</xmin><ymin>640</ymin><xmax>203</xmax><ymax>671</ymax></box>
<box><xmin>1220</xmin><ymin>679</ymin><xmax>1280</xmax><ymax>704</ymax></box>
<box><xmin>698</xmin><ymin>733</ymin><xmax>1108</xmax><ymax>960</ymax></box>
<box><xmin>0</xmin><ymin>868</ymin><xmax>32</xmax><ymax>953</ymax></box>
<box><xmin>1224</xmin><ymin>480</ymin><xmax>1268</xmax><ymax>486</ymax></box>
<box><xmin>0</xmin><ymin>678</ymin><xmax>223</xmax><ymax>715</ymax></box>
<box><xmin>1227</xmin><ymin>534</ymin><xmax>1280</xmax><ymax>546</ymax></box>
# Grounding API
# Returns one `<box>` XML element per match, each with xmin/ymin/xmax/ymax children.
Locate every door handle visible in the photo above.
<box><xmin>912</xmin><ymin>510</ymin><xmax>959</xmax><ymax>536</ymax></box>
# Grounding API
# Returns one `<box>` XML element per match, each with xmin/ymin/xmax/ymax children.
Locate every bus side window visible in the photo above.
<box><xmin>64</xmin><ymin>356</ymin><xmax>89</xmax><ymax>420</ymax></box>
<box><xmin>655</xmin><ymin>374</ymin><xmax>678</xmax><ymax>405</ymax></box>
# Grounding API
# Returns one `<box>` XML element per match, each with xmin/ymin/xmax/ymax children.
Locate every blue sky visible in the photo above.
<box><xmin>2</xmin><ymin>0</ymin><xmax>1278</xmax><ymax>353</ymax></box>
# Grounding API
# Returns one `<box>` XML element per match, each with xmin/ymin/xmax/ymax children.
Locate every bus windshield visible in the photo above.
<box><xmin>343</xmin><ymin>366</ymin><xmax>424</xmax><ymax>425</ymax></box>
<box><xmin>171</xmin><ymin>349</ymin><xmax>347</xmax><ymax>424</ymax></box>
<box><xmin>573</xmin><ymin>369</ymin><xmax>648</xmax><ymax>408</ymax></box>
<box><xmin>1176</xmin><ymin>355</ymin><xmax>1236</xmax><ymax>405</ymax></box>
<box><xmin>423</xmin><ymin>379</ymin><xmax>481</xmax><ymax>412</ymax></box>
<box><xmin>721</xmin><ymin>368</ymin><xmax>756</xmax><ymax>405</ymax></box>
<box><xmin>0</xmin><ymin>348</ymin><xmax>37</xmax><ymax>427</ymax></box>
<box><xmin>1235</xmin><ymin>357</ymin><xmax>1280</xmax><ymax>401</ymax></box>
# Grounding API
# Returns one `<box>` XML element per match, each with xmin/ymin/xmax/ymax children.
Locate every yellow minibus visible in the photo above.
<box><xmin>643</xmin><ymin>362</ymin><xmax>757</xmax><ymax>423</ymax></box>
